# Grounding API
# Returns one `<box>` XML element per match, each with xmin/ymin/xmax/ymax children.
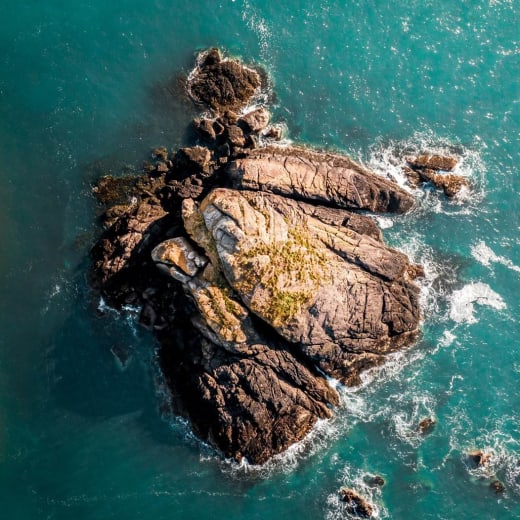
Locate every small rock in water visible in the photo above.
<box><xmin>406</xmin><ymin>154</ymin><xmax>458</xmax><ymax>171</ymax></box>
<box><xmin>403</xmin><ymin>153</ymin><xmax>467</xmax><ymax>197</ymax></box>
<box><xmin>490</xmin><ymin>479</ymin><xmax>505</xmax><ymax>494</ymax></box>
<box><xmin>339</xmin><ymin>487</ymin><xmax>374</xmax><ymax>518</ymax></box>
<box><xmin>187</xmin><ymin>48</ymin><xmax>261</xmax><ymax>113</ymax></box>
<box><xmin>418</xmin><ymin>417</ymin><xmax>436</xmax><ymax>435</ymax></box>
<box><xmin>364</xmin><ymin>475</ymin><xmax>385</xmax><ymax>488</ymax></box>
<box><xmin>468</xmin><ymin>449</ymin><xmax>493</xmax><ymax>467</ymax></box>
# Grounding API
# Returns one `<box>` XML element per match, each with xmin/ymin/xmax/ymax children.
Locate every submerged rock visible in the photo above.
<box><xmin>490</xmin><ymin>479</ymin><xmax>505</xmax><ymax>494</ymax></box>
<box><xmin>91</xmin><ymin>48</ymin><xmax>424</xmax><ymax>464</ymax></box>
<box><xmin>418</xmin><ymin>417</ymin><xmax>436</xmax><ymax>435</ymax></box>
<box><xmin>364</xmin><ymin>475</ymin><xmax>385</xmax><ymax>488</ymax></box>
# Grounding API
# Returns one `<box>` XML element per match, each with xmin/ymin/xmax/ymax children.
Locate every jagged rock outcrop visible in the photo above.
<box><xmin>90</xmin><ymin>48</ymin><xmax>425</xmax><ymax>464</ymax></box>
<box><xmin>187</xmin><ymin>48</ymin><xmax>261</xmax><ymax>113</ymax></box>
<box><xmin>403</xmin><ymin>153</ymin><xmax>468</xmax><ymax>197</ymax></box>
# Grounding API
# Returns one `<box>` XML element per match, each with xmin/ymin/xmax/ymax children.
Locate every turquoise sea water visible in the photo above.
<box><xmin>1</xmin><ymin>1</ymin><xmax>519</xmax><ymax>518</ymax></box>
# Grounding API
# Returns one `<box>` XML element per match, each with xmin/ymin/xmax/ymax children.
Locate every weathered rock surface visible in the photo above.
<box><xmin>90</xmin><ymin>48</ymin><xmax>426</xmax><ymax>464</ymax></box>
<box><xmin>238</xmin><ymin>106</ymin><xmax>270</xmax><ymax>133</ymax></box>
<box><xmin>165</xmin><ymin>188</ymin><xmax>420</xmax><ymax>385</ymax></box>
<box><xmin>407</xmin><ymin>154</ymin><xmax>458</xmax><ymax>171</ymax></box>
<box><xmin>227</xmin><ymin>146</ymin><xmax>416</xmax><ymax>213</ymax></box>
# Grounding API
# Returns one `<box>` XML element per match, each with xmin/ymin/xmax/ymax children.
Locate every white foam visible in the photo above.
<box><xmin>461</xmin><ymin>424</ymin><xmax>520</xmax><ymax>497</ymax></box>
<box><xmin>391</xmin><ymin>393</ymin><xmax>436</xmax><ymax>448</ymax></box>
<box><xmin>471</xmin><ymin>240</ymin><xmax>520</xmax><ymax>273</ymax></box>
<box><xmin>439</xmin><ymin>330</ymin><xmax>457</xmax><ymax>347</ymax></box>
<box><xmin>449</xmin><ymin>282</ymin><xmax>506</xmax><ymax>324</ymax></box>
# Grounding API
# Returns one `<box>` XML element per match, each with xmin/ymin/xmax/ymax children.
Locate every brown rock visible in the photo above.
<box><xmin>92</xmin><ymin>175</ymin><xmax>137</xmax><ymax>206</ymax></box>
<box><xmin>468</xmin><ymin>449</ymin><xmax>493</xmax><ymax>467</ymax></box>
<box><xmin>238</xmin><ymin>107</ymin><xmax>270</xmax><ymax>133</ymax></box>
<box><xmin>339</xmin><ymin>488</ymin><xmax>374</xmax><ymax>518</ymax></box>
<box><xmin>402</xmin><ymin>165</ymin><xmax>423</xmax><ymax>188</ymax></box>
<box><xmin>263</xmin><ymin>125</ymin><xmax>283</xmax><ymax>140</ymax></box>
<box><xmin>227</xmin><ymin>145</ymin><xmax>416</xmax><ymax>214</ymax></box>
<box><xmin>418</xmin><ymin>417</ymin><xmax>436</xmax><ymax>434</ymax></box>
<box><xmin>151</xmin><ymin>147</ymin><xmax>168</xmax><ymax>161</ymax></box>
<box><xmin>173</xmin><ymin>146</ymin><xmax>213</xmax><ymax>176</ymax></box>
<box><xmin>192</xmin><ymin>188</ymin><xmax>420</xmax><ymax>384</ymax></box>
<box><xmin>90</xmin><ymin>48</ymin><xmax>425</xmax><ymax>465</ymax></box>
<box><xmin>419</xmin><ymin>169</ymin><xmax>468</xmax><ymax>198</ymax></box>
<box><xmin>193</xmin><ymin>117</ymin><xmax>216</xmax><ymax>141</ymax></box>
<box><xmin>225</xmin><ymin>125</ymin><xmax>246</xmax><ymax>148</ymax></box>
<box><xmin>160</xmin><ymin>330</ymin><xmax>338</xmax><ymax>464</ymax></box>
<box><xmin>187</xmin><ymin>48</ymin><xmax>261</xmax><ymax>113</ymax></box>
<box><xmin>407</xmin><ymin>154</ymin><xmax>458</xmax><ymax>171</ymax></box>
<box><xmin>151</xmin><ymin>237</ymin><xmax>208</xmax><ymax>282</ymax></box>
<box><xmin>365</xmin><ymin>475</ymin><xmax>385</xmax><ymax>488</ymax></box>
<box><xmin>490</xmin><ymin>480</ymin><xmax>505</xmax><ymax>494</ymax></box>
<box><xmin>407</xmin><ymin>263</ymin><xmax>426</xmax><ymax>280</ymax></box>
<box><xmin>155</xmin><ymin>161</ymin><xmax>169</xmax><ymax>173</ymax></box>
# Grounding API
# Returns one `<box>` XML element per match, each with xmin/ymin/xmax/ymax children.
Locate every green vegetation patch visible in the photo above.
<box><xmin>236</xmin><ymin>226</ymin><xmax>329</xmax><ymax>327</ymax></box>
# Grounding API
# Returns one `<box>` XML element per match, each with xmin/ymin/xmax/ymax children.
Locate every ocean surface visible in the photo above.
<box><xmin>1</xmin><ymin>1</ymin><xmax>519</xmax><ymax>518</ymax></box>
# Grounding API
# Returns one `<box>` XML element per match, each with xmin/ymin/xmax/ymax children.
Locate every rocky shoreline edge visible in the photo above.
<box><xmin>90</xmin><ymin>49</ymin><xmax>468</xmax><ymax>473</ymax></box>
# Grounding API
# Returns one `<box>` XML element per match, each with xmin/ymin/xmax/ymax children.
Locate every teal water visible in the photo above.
<box><xmin>1</xmin><ymin>1</ymin><xmax>519</xmax><ymax>518</ymax></box>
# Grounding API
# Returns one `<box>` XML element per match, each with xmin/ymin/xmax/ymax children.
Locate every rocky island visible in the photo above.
<box><xmin>91</xmin><ymin>49</ymin><xmax>465</xmax><ymax>465</ymax></box>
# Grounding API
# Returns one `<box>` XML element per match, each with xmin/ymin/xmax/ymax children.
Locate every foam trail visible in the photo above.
<box><xmin>449</xmin><ymin>282</ymin><xmax>506</xmax><ymax>324</ymax></box>
<box><xmin>471</xmin><ymin>240</ymin><xmax>520</xmax><ymax>273</ymax></box>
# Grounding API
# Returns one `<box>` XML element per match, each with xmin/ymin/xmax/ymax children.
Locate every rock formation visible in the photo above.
<box><xmin>339</xmin><ymin>487</ymin><xmax>374</xmax><ymax>518</ymax></box>
<box><xmin>403</xmin><ymin>153</ymin><xmax>468</xmax><ymax>197</ymax></box>
<box><xmin>91</xmin><ymin>48</ymin><xmax>424</xmax><ymax>464</ymax></box>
